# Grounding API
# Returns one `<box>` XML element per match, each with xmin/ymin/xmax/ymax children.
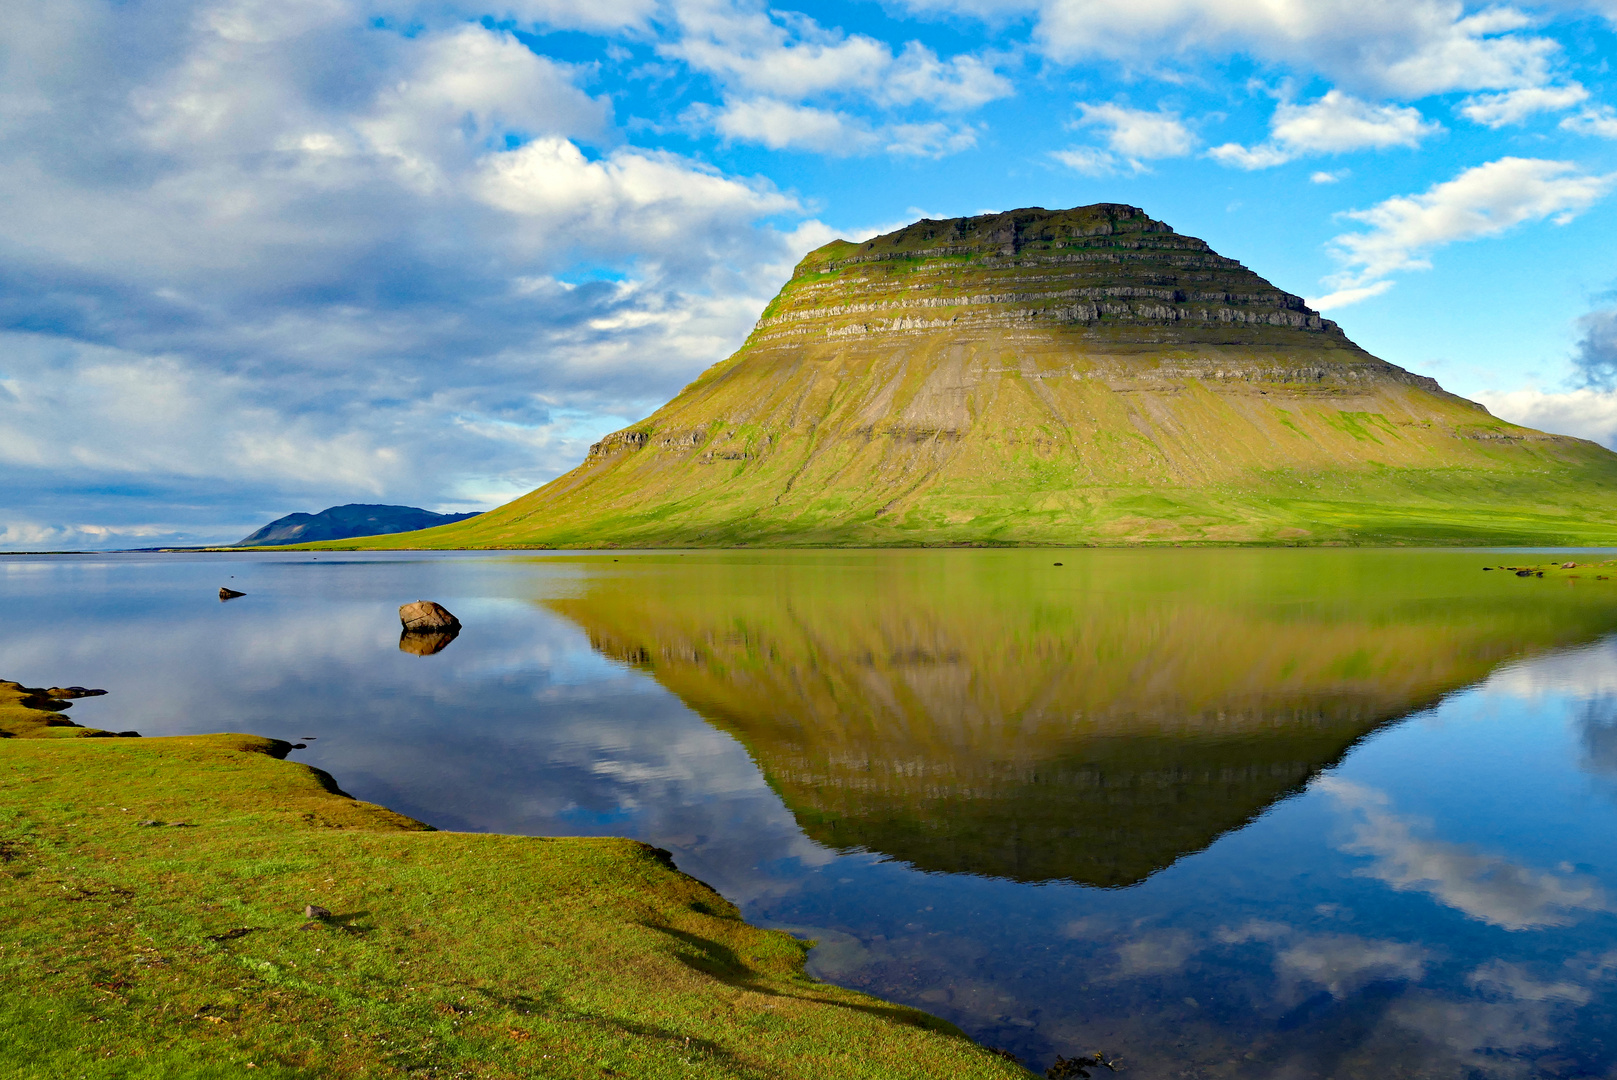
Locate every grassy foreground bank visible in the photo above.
<box><xmin>0</xmin><ymin>682</ymin><xmax>1029</xmax><ymax>1079</ymax></box>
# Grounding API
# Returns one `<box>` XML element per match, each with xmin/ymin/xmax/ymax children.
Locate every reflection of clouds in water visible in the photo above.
<box><xmin>1483</xmin><ymin>636</ymin><xmax>1617</xmax><ymax>700</ymax></box>
<box><xmin>1273</xmin><ymin>934</ymin><xmax>1428</xmax><ymax>1001</ymax></box>
<box><xmin>1576</xmin><ymin>695</ymin><xmax>1617</xmax><ymax>777</ymax></box>
<box><xmin>1113</xmin><ymin>930</ymin><xmax>1197</xmax><ymax>977</ymax></box>
<box><xmin>1388</xmin><ymin>955</ymin><xmax>1617</xmax><ymax>1077</ymax></box>
<box><xmin>1317</xmin><ymin>778</ymin><xmax>1609</xmax><ymax>930</ymax></box>
<box><xmin>0</xmin><ymin>558</ymin><xmax>839</xmax><ymax>910</ymax></box>
<box><xmin>1216</xmin><ymin>920</ymin><xmax>1429</xmax><ymax>1007</ymax></box>
<box><xmin>1467</xmin><ymin>960</ymin><xmax>1592</xmax><ymax>1005</ymax></box>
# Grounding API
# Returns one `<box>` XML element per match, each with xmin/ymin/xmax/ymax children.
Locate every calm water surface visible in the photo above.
<box><xmin>5</xmin><ymin>549</ymin><xmax>1617</xmax><ymax>1078</ymax></box>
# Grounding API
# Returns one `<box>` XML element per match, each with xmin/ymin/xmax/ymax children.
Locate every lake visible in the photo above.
<box><xmin>5</xmin><ymin>548</ymin><xmax>1617</xmax><ymax>1077</ymax></box>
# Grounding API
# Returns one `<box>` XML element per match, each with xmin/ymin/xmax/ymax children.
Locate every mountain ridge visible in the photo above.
<box><xmin>235</xmin><ymin>503</ymin><xmax>480</xmax><ymax>546</ymax></box>
<box><xmin>327</xmin><ymin>204</ymin><xmax>1617</xmax><ymax>548</ymax></box>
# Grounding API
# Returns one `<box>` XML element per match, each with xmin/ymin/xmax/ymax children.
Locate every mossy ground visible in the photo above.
<box><xmin>0</xmin><ymin>682</ymin><xmax>1030</xmax><ymax>1079</ymax></box>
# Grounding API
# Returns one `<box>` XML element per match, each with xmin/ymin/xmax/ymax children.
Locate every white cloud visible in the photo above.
<box><xmin>1306</xmin><ymin>281</ymin><xmax>1394</xmax><ymax>311</ymax></box>
<box><xmin>898</xmin><ymin>0</ymin><xmax>1560</xmax><ymax>96</ymax></box>
<box><xmin>493</xmin><ymin>0</ymin><xmax>657</xmax><ymax>32</ymax></box>
<box><xmin>1077</xmin><ymin>102</ymin><xmax>1196</xmax><ymax>158</ymax></box>
<box><xmin>1322</xmin><ymin>157</ymin><xmax>1615</xmax><ymax>297</ymax></box>
<box><xmin>1562</xmin><ymin>105</ymin><xmax>1617</xmax><ymax>138</ymax></box>
<box><xmin>1211</xmin><ymin>91</ymin><xmax>1439</xmax><ymax>170</ymax></box>
<box><xmin>1470</xmin><ymin>388</ymin><xmax>1617</xmax><ymax>447</ymax></box>
<box><xmin>1310</xmin><ymin>169</ymin><xmax>1348</xmax><ymax>184</ymax></box>
<box><xmin>0</xmin><ymin>0</ymin><xmax>828</xmax><ymax>547</ymax></box>
<box><xmin>1318</xmin><ymin>778</ymin><xmax>1610</xmax><ymax>930</ymax></box>
<box><xmin>1056</xmin><ymin>102</ymin><xmax>1194</xmax><ymax>174</ymax></box>
<box><xmin>885</xmin><ymin>120</ymin><xmax>978</xmax><ymax>157</ymax></box>
<box><xmin>689</xmin><ymin>98</ymin><xmax>975</xmax><ymax>157</ymax></box>
<box><xmin>1050</xmin><ymin>145</ymin><xmax>1136</xmax><ymax>176</ymax></box>
<box><xmin>1460</xmin><ymin>83</ymin><xmax>1589</xmax><ymax>127</ymax></box>
<box><xmin>663</xmin><ymin>3</ymin><xmax>1010</xmax><ymax>110</ymax></box>
<box><xmin>698</xmin><ymin>98</ymin><xmax>870</xmax><ymax>152</ymax></box>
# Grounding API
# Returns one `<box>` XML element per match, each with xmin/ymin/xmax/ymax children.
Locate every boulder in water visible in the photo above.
<box><xmin>399</xmin><ymin>600</ymin><xmax>460</xmax><ymax>632</ymax></box>
<box><xmin>219</xmin><ymin>587</ymin><xmax>246</xmax><ymax>600</ymax></box>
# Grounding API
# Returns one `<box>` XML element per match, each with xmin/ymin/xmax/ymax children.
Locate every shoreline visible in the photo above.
<box><xmin>0</xmin><ymin>680</ymin><xmax>1032</xmax><ymax>1078</ymax></box>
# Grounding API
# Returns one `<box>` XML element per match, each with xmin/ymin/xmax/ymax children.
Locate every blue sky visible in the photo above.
<box><xmin>3</xmin><ymin>0</ymin><xmax>1617</xmax><ymax>548</ymax></box>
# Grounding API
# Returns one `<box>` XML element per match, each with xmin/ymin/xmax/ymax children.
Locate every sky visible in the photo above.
<box><xmin>3</xmin><ymin>0</ymin><xmax>1617</xmax><ymax>549</ymax></box>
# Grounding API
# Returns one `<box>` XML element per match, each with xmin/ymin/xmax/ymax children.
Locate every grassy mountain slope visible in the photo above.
<box><xmin>340</xmin><ymin>204</ymin><xmax>1617</xmax><ymax>548</ymax></box>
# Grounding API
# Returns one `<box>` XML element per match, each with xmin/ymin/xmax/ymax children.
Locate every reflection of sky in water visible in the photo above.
<box><xmin>4</xmin><ymin>552</ymin><xmax>1617</xmax><ymax>1078</ymax></box>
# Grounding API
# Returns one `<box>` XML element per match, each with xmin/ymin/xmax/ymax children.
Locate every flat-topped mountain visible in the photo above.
<box><xmin>235</xmin><ymin>503</ymin><xmax>479</xmax><ymax>546</ymax></box>
<box><xmin>344</xmin><ymin>204</ymin><xmax>1617</xmax><ymax>547</ymax></box>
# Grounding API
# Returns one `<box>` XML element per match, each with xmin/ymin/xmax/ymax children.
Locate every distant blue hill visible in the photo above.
<box><xmin>234</xmin><ymin>503</ymin><xmax>480</xmax><ymax>546</ymax></box>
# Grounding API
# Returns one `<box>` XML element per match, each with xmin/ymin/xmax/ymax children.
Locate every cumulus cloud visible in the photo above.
<box><xmin>1471</xmin><ymin>386</ymin><xmax>1617</xmax><ymax>444</ymax></box>
<box><xmin>1318</xmin><ymin>777</ymin><xmax>1610</xmax><ymax>930</ymax></box>
<box><xmin>1460</xmin><ymin>83</ymin><xmax>1589</xmax><ymax>127</ymax></box>
<box><xmin>663</xmin><ymin>2</ymin><xmax>1011</xmax><ymax>110</ymax></box>
<box><xmin>0</xmin><ymin>0</ymin><xmax>829</xmax><ymax>547</ymax></box>
<box><xmin>897</xmin><ymin>0</ymin><xmax>1559</xmax><ymax>96</ymax></box>
<box><xmin>1055</xmin><ymin>102</ymin><xmax>1195</xmax><ymax>174</ymax></box>
<box><xmin>493</xmin><ymin>0</ymin><xmax>658</xmax><ymax>32</ymax></box>
<box><xmin>1319</xmin><ymin>157</ymin><xmax>1615</xmax><ymax>302</ymax></box>
<box><xmin>1211</xmin><ymin>91</ymin><xmax>1439</xmax><ymax>170</ymax></box>
<box><xmin>1562</xmin><ymin>105</ymin><xmax>1617</xmax><ymax>138</ymax></box>
<box><xmin>688</xmin><ymin>97</ymin><xmax>977</xmax><ymax>157</ymax></box>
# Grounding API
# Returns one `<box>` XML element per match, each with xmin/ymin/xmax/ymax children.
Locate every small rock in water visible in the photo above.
<box><xmin>305</xmin><ymin>905</ymin><xmax>332</xmax><ymax>920</ymax></box>
<box><xmin>219</xmin><ymin>587</ymin><xmax>246</xmax><ymax>600</ymax></box>
<box><xmin>399</xmin><ymin>600</ymin><xmax>460</xmax><ymax>632</ymax></box>
<box><xmin>1515</xmin><ymin>569</ymin><xmax>1534</xmax><ymax>577</ymax></box>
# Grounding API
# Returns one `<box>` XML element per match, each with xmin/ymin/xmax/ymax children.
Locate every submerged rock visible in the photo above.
<box><xmin>399</xmin><ymin>600</ymin><xmax>460</xmax><ymax>632</ymax></box>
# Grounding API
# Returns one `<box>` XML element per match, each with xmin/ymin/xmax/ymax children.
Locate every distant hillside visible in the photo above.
<box><xmin>335</xmin><ymin>203</ymin><xmax>1617</xmax><ymax>548</ymax></box>
<box><xmin>234</xmin><ymin>504</ymin><xmax>480</xmax><ymax>546</ymax></box>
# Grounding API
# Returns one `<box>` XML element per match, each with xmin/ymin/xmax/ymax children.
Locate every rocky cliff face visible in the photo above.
<box><xmin>345</xmin><ymin>203</ymin><xmax>1617</xmax><ymax>548</ymax></box>
<box><xmin>754</xmin><ymin>204</ymin><xmax>1344</xmax><ymax>345</ymax></box>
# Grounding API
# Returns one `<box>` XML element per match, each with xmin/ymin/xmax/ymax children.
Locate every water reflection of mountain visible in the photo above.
<box><xmin>548</xmin><ymin>551</ymin><xmax>1617</xmax><ymax>888</ymax></box>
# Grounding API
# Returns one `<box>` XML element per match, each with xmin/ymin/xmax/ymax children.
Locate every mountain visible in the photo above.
<box><xmin>341</xmin><ymin>203</ymin><xmax>1617</xmax><ymax>548</ymax></box>
<box><xmin>545</xmin><ymin>550</ymin><xmax>1617</xmax><ymax>887</ymax></box>
<box><xmin>234</xmin><ymin>504</ymin><xmax>480</xmax><ymax>546</ymax></box>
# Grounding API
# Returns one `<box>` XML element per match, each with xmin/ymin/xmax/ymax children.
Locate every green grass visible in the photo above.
<box><xmin>0</xmin><ymin>682</ymin><xmax>1031</xmax><ymax>1079</ymax></box>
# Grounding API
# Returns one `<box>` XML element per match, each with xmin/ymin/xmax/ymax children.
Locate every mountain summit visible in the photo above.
<box><xmin>356</xmin><ymin>204</ymin><xmax>1617</xmax><ymax>547</ymax></box>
